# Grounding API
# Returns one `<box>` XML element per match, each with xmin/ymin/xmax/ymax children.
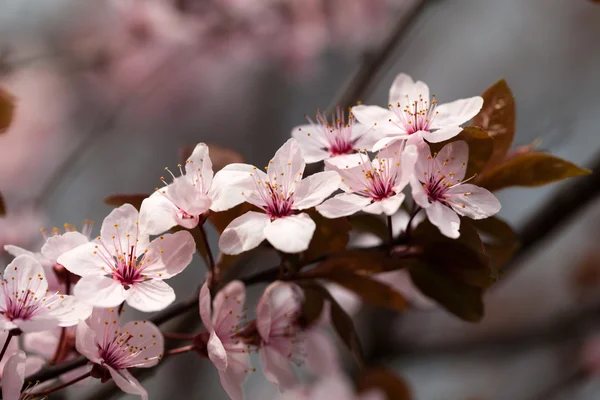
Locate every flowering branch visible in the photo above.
<box><xmin>29</xmin><ymin>371</ymin><xmax>92</xmax><ymax>397</ymax></box>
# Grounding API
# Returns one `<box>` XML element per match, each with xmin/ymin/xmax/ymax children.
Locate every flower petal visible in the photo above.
<box><xmin>434</xmin><ymin>140</ymin><xmax>469</xmax><ymax>182</ymax></box>
<box><xmin>291</xmin><ymin>124</ymin><xmax>330</xmax><ymax>163</ymax></box>
<box><xmin>212</xmin><ymin>280</ymin><xmax>246</xmax><ymax>335</ymax></box>
<box><xmin>316</xmin><ymin>193</ymin><xmax>371</xmax><ymax>218</ymax></box>
<box><xmin>1</xmin><ymin>351</ymin><xmax>25</xmax><ymax>400</ymax></box>
<box><xmin>372</xmin><ymin>135</ymin><xmax>408</xmax><ymax>152</ymax></box>
<box><xmin>210</xmin><ymin>163</ymin><xmax>257</xmax><ymax>212</ymax></box>
<box><xmin>100</xmin><ymin>204</ymin><xmax>150</xmax><ymax>258</ymax></box>
<box><xmin>409</xmin><ymin>176</ymin><xmax>431</xmax><ymax>209</ymax></box>
<box><xmin>421</xmin><ymin>126</ymin><xmax>462</xmax><ymax>143</ymax></box>
<box><xmin>264</xmin><ymin>214</ymin><xmax>315</xmax><ymax>254</ymax></box>
<box><xmin>261</xmin><ymin>346</ymin><xmax>297</xmax><ymax>391</ymax></box>
<box><xmin>76</xmin><ymin>320</ymin><xmax>101</xmax><ymax>364</ymax></box>
<box><xmin>432</xmin><ymin>96</ymin><xmax>483</xmax><ymax>128</ymax></box>
<box><xmin>43</xmin><ymin>295</ymin><xmax>93</xmax><ymax>327</ymax></box>
<box><xmin>363</xmin><ymin>193</ymin><xmax>405</xmax><ymax>215</ymax></box>
<box><xmin>218</xmin><ymin>211</ymin><xmax>269</xmax><ymax>255</ymax></box>
<box><xmin>207</xmin><ymin>331</ymin><xmax>228</xmax><ymax>372</ymax></box>
<box><xmin>185</xmin><ymin>143</ymin><xmax>214</xmax><ymax>190</ymax></box>
<box><xmin>293</xmin><ymin>171</ymin><xmax>341</xmax><ymax>210</ymax></box>
<box><xmin>4</xmin><ymin>255</ymin><xmax>48</xmax><ymax>299</ymax></box>
<box><xmin>218</xmin><ymin>351</ymin><xmax>250</xmax><ymax>400</ymax></box>
<box><xmin>426</xmin><ymin>202</ymin><xmax>460</xmax><ymax>239</ymax></box>
<box><xmin>57</xmin><ymin>243</ymin><xmax>107</xmax><ymax>277</ymax></box>
<box><xmin>0</xmin><ymin>315</ymin><xmax>18</xmax><ymax>331</ymax></box>
<box><xmin>268</xmin><ymin>139</ymin><xmax>305</xmax><ymax>192</ymax></box>
<box><xmin>107</xmin><ymin>366</ymin><xmax>148</xmax><ymax>400</ymax></box>
<box><xmin>138</xmin><ymin>190</ymin><xmax>180</xmax><ymax>235</ymax></box>
<box><xmin>447</xmin><ymin>184</ymin><xmax>501</xmax><ymax>219</ymax></box>
<box><xmin>388</xmin><ymin>73</ymin><xmax>429</xmax><ymax>106</ymax></box>
<box><xmin>40</xmin><ymin>231</ymin><xmax>89</xmax><ymax>263</ymax></box>
<box><xmin>73</xmin><ymin>275</ymin><xmax>126</xmax><ymax>308</ymax></box>
<box><xmin>125</xmin><ymin>280</ymin><xmax>176</xmax><ymax>312</ymax></box>
<box><xmin>304</xmin><ymin>329</ymin><xmax>340</xmax><ymax>377</ymax></box>
<box><xmin>120</xmin><ymin>320</ymin><xmax>164</xmax><ymax>368</ymax></box>
<box><xmin>141</xmin><ymin>230</ymin><xmax>195</xmax><ymax>279</ymax></box>
<box><xmin>199</xmin><ymin>281</ymin><xmax>213</xmax><ymax>331</ymax></box>
<box><xmin>351</xmin><ymin>105</ymin><xmax>399</xmax><ymax>136</ymax></box>
<box><xmin>168</xmin><ymin>177</ymin><xmax>212</xmax><ymax>216</ymax></box>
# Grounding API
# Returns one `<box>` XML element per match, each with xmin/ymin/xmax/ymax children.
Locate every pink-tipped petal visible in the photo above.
<box><xmin>212</xmin><ymin>280</ymin><xmax>246</xmax><ymax>335</ymax></box>
<box><xmin>185</xmin><ymin>143</ymin><xmax>214</xmax><ymax>190</ymax></box>
<box><xmin>141</xmin><ymin>230</ymin><xmax>195</xmax><ymax>279</ymax></box>
<box><xmin>261</xmin><ymin>346</ymin><xmax>297</xmax><ymax>391</ymax></box>
<box><xmin>447</xmin><ymin>184</ymin><xmax>501</xmax><ymax>219</ymax></box>
<box><xmin>107</xmin><ymin>366</ymin><xmax>148</xmax><ymax>400</ymax></box>
<box><xmin>218</xmin><ymin>211</ymin><xmax>269</xmax><ymax>255</ymax></box>
<box><xmin>120</xmin><ymin>320</ymin><xmax>164</xmax><ymax>368</ymax></box>
<box><xmin>2</xmin><ymin>351</ymin><xmax>25</xmax><ymax>400</ymax></box>
<box><xmin>207</xmin><ymin>331</ymin><xmax>228</xmax><ymax>372</ymax></box>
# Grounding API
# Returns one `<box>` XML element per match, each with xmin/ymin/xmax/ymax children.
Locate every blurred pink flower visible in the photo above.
<box><xmin>0</xmin><ymin>209</ymin><xmax>45</xmax><ymax>258</ymax></box>
<box><xmin>281</xmin><ymin>374</ymin><xmax>385</xmax><ymax>400</ymax></box>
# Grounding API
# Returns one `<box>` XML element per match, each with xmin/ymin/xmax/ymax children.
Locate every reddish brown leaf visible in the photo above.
<box><xmin>104</xmin><ymin>193</ymin><xmax>149</xmax><ymax>210</ymax></box>
<box><xmin>303</xmin><ymin>209</ymin><xmax>351</xmax><ymax>262</ymax></box>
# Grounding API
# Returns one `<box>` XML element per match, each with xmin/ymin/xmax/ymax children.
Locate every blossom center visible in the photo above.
<box><xmin>248</xmin><ymin>166</ymin><xmax>297</xmax><ymax>220</ymax></box>
<box><xmin>389</xmin><ymin>94</ymin><xmax>438</xmax><ymax>134</ymax></box>
<box><xmin>303</xmin><ymin>108</ymin><xmax>359</xmax><ymax>157</ymax></box>
<box><xmin>0</xmin><ymin>272</ymin><xmax>62</xmax><ymax>321</ymax></box>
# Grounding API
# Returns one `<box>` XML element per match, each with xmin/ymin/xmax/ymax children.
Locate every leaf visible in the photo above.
<box><xmin>208</xmin><ymin>203</ymin><xmax>257</xmax><ymax>233</ymax></box>
<box><xmin>471</xmin><ymin>216</ymin><xmax>519</xmax><ymax>273</ymax></box>
<box><xmin>299</xmin><ymin>281</ymin><xmax>364</xmax><ymax>366</ymax></box>
<box><xmin>357</xmin><ymin>368</ymin><xmax>412</xmax><ymax>400</ymax></box>
<box><xmin>181</xmin><ymin>143</ymin><xmax>245</xmax><ymax>172</ymax></box>
<box><xmin>409</xmin><ymin>261</ymin><xmax>484</xmax><ymax>322</ymax></box>
<box><xmin>412</xmin><ymin>217</ymin><xmax>485</xmax><ymax>256</ymax></box>
<box><xmin>298</xmin><ymin>283</ymin><xmax>325</xmax><ymax>328</ymax></box>
<box><xmin>104</xmin><ymin>193</ymin><xmax>149</xmax><ymax>210</ymax></box>
<box><xmin>0</xmin><ymin>88</ymin><xmax>15</xmax><ymax>134</ymax></box>
<box><xmin>0</xmin><ymin>192</ymin><xmax>5</xmax><ymax>216</ymax></box>
<box><xmin>303</xmin><ymin>209</ymin><xmax>351</xmax><ymax>262</ymax></box>
<box><xmin>473</xmin><ymin>79</ymin><xmax>516</xmax><ymax>170</ymax></box>
<box><xmin>349</xmin><ymin>214</ymin><xmax>389</xmax><ymax>241</ymax></box>
<box><xmin>430</xmin><ymin>127</ymin><xmax>494</xmax><ymax>177</ymax></box>
<box><xmin>321</xmin><ymin>272</ymin><xmax>408</xmax><ymax>312</ymax></box>
<box><xmin>476</xmin><ymin>153</ymin><xmax>591</xmax><ymax>192</ymax></box>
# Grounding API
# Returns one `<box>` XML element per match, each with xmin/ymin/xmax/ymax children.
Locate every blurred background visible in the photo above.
<box><xmin>1</xmin><ymin>0</ymin><xmax>600</xmax><ymax>399</ymax></box>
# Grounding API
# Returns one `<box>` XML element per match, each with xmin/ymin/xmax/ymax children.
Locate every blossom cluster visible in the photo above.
<box><xmin>0</xmin><ymin>73</ymin><xmax>501</xmax><ymax>399</ymax></box>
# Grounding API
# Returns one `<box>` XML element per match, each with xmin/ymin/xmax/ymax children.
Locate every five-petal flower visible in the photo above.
<box><xmin>409</xmin><ymin>140</ymin><xmax>501</xmax><ymax>238</ymax></box>
<box><xmin>317</xmin><ymin>141</ymin><xmax>417</xmax><ymax>218</ymax></box>
<box><xmin>57</xmin><ymin>204</ymin><xmax>195</xmax><ymax>312</ymax></box>
<box><xmin>352</xmin><ymin>73</ymin><xmax>483</xmax><ymax>150</ymax></box>
<box><xmin>0</xmin><ymin>255</ymin><xmax>92</xmax><ymax>333</ymax></box>
<box><xmin>218</xmin><ymin>139</ymin><xmax>340</xmax><ymax>255</ymax></box>
<box><xmin>76</xmin><ymin>308</ymin><xmax>163</xmax><ymax>400</ymax></box>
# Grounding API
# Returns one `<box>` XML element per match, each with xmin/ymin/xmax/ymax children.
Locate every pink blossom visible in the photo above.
<box><xmin>281</xmin><ymin>374</ymin><xmax>385</xmax><ymax>400</ymax></box>
<box><xmin>256</xmin><ymin>281</ymin><xmax>338</xmax><ymax>391</ymax></box>
<box><xmin>57</xmin><ymin>204</ymin><xmax>195</xmax><ymax>312</ymax></box>
<box><xmin>140</xmin><ymin>143</ymin><xmax>249</xmax><ymax>235</ymax></box>
<box><xmin>0</xmin><ymin>210</ymin><xmax>46</xmax><ymax>258</ymax></box>
<box><xmin>0</xmin><ymin>255</ymin><xmax>92</xmax><ymax>333</ymax></box>
<box><xmin>316</xmin><ymin>141</ymin><xmax>417</xmax><ymax>218</ymax></box>
<box><xmin>76</xmin><ymin>308</ymin><xmax>163</xmax><ymax>400</ymax></box>
<box><xmin>352</xmin><ymin>73</ymin><xmax>483</xmax><ymax>151</ymax></box>
<box><xmin>291</xmin><ymin>107</ymin><xmax>378</xmax><ymax>163</ymax></box>
<box><xmin>1</xmin><ymin>351</ymin><xmax>30</xmax><ymax>400</ymax></box>
<box><xmin>0</xmin><ymin>331</ymin><xmax>44</xmax><ymax>381</ymax></box>
<box><xmin>218</xmin><ymin>139</ymin><xmax>340</xmax><ymax>254</ymax></box>
<box><xmin>199</xmin><ymin>281</ymin><xmax>252</xmax><ymax>400</ymax></box>
<box><xmin>410</xmin><ymin>141</ymin><xmax>501</xmax><ymax>238</ymax></box>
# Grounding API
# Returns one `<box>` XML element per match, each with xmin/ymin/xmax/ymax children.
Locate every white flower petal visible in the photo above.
<box><xmin>293</xmin><ymin>171</ymin><xmax>341</xmax><ymax>210</ymax></box>
<box><xmin>260</xmin><ymin>346</ymin><xmax>297</xmax><ymax>391</ymax></box>
<box><xmin>125</xmin><ymin>280</ymin><xmax>176</xmax><ymax>312</ymax></box>
<box><xmin>41</xmin><ymin>231</ymin><xmax>90</xmax><ymax>263</ymax></box>
<box><xmin>76</xmin><ymin>320</ymin><xmax>101</xmax><ymax>364</ymax></box>
<box><xmin>210</xmin><ymin>163</ymin><xmax>257</xmax><ymax>212</ymax></box>
<box><xmin>316</xmin><ymin>193</ymin><xmax>371</xmax><ymax>218</ymax></box>
<box><xmin>388</xmin><ymin>73</ymin><xmax>430</xmax><ymax>106</ymax></box>
<box><xmin>269</xmin><ymin>139</ymin><xmax>305</xmax><ymax>190</ymax></box>
<box><xmin>4</xmin><ymin>255</ymin><xmax>48</xmax><ymax>299</ymax></box>
<box><xmin>264</xmin><ymin>214</ymin><xmax>315</xmax><ymax>254</ymax></box>
<box><xmin>107</xmin><ymin>366</ymin><xmax>148</xmax><ymax>400</ymax></box>
<box><xmin>421</xmin><ymin>126</ymin><xmax>462</xmax><ymax>143</ymax></box>
<box><xmin>185</xmin><ymin>143</ymin><xmax>214</xmax><ymax>190</ymax></box>
<box><xmin>363</xmin><ymin>193</ymin><xmax>405</xmax><ymax>215</ymax></box>
<box><xmin>57</xmin><ymin>243</ymin><xmax>107</xmax><ymax>277</ymax></box>
<box><xmin>141</xmin><ymin>230</ymin><xmax>195</xmax><ymax>279</ymax></box>
<box><xmin>425</xmin><ymin>202</ymin><xmax>460</xmax><ymax>239</ymax></box>
<box><xmin>168</xmin><ymin>177</ymin><xmax>212</xmax><ymax>216</ymax></box>
<box><xmin>1</xmin><ymin>351</ymin><xmax>25</xmax><ymax>400</ymax></box>
<box><xmin>351</xmin><ymin>105</ymin><xmax>399</xmax><ymax>136</ymax></box>
<box><xmin>44</xmin><ymin>295</ymin><xmax>93</xmax><ymax>327</ymax></box>
<box><xmin>372</xmin><ymin>135</ymin><xmax>408</xmax><ymax>152</ymax></box>
<box><xmin>207</xmin><ymin>331</ymin><xmax>228</xmax><ymax>372</ymax></box>
<box><xmin>218</xmin><ymin>211</ymin><xmax>269</xmax><ymax>255</ymax></box>
<box><xmin>447</xmin><ymin>184</ymin><xmax>501</xmax><ymax>219</ymax></box>
<box><xmin>432</xmin><ymin>96</ymin><xmax>483</xmax><ymax>128</ymax></box>
<box><xmin>304</xmin><ymin>329</ymin><xmax>340</xmax><ymax>377</ymax></box>
<box><xmin>100</xmin><ymin>204</ymin><xmax>150</xmax><ymax>258</ymax></box>
<box><xmin>73</xmin><ymin>275</ymin><xmax>127</xmax><ymax>308</ymax></box>
<box><xmin>218</xmin><ymin>351</ymin><xmax>250</xmax><ymax>400</ymax></box>
<box><xmin>120</xmin><ymin>320</ymin><xmax>164</xmax><ymax>368</ymax></box>
<box><xmin>212</xmin><ymin>280</ymin><xmax>246</xmax><ymax>335</ymax></box>
<box><xmin>409</xmin><ymin>177</ymin><xmax>431</xmax><ymax>209</ymax></box>
<box><xmin>199</xmin><ymin>282</ymin><xmax>213</xmax><ymax>331</ymax></box>
<box><xmin>139</xmin><ymin>191</ymin><xmax>180</xmax><ymax>235</ymax></box>
<box><xmin>433</xmin><ymin>140</ymin><xmax>469</xmax><ymax>182</ymax></box>
<box><xmin>291</xmin><ymin>124</ymin><xmax>330</xmax><ymax>163</ymax></box>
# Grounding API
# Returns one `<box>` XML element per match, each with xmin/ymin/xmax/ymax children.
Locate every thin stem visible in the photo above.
<box><xmin>163</xmin><ymin>332</ymin><xmax>196</xmax><ymax>341</ymax></box>
<box><xmin>0</xmin><ymin>331</ymin><xmax>14</xmax><ymax>363</ymax></box>
<box><xmin>29</xmin><ymin>371</ymin><xmax>92</xmax><ymax>397</ymax></box>
<box><xmin>49</xmin><ymin>274</ymin><xmax>72</xmax><ymax>364</ymax></box>
<box><xmin>199</xmin><ymin>224</ymin><xmax>216</xmax><ymax>283</ymax></box>
<box><xmin>117</xmin><ymin>302</ymin><xmax>125</xmax><ymax>315</ymax></box>
<box><xmin>387</xmin><ymin>215</ymin><xmax>394</xmax><ymax>250</ymax></box>
<box><xmin>405</xmin><ymin>206</ymin><xmax>422</xmax><ymax>241</ymax></box>
<box><xmin>166</xmin><ymin>344</ymin><xmax>195</xmax><ymax>356</ymax></box>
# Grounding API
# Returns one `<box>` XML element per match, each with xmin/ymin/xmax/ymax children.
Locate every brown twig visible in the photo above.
<box><xmin>28</xmin><ymin>371</ymin><xmax>92</xmax><ymax>397</ymax></box>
